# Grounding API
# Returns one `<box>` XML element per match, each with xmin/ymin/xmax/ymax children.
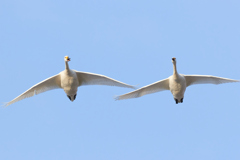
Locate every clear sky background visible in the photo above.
<box><xmin>1</xmin><ymin>0</ymin><xmax>240</xmax><ymax>160</ymax></box>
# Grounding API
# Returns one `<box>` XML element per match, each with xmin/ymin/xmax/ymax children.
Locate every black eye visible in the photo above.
<box><xmin>67</xmin><ymin>95</ymin><xmax>71</xmax><ymax>100</ymax></box>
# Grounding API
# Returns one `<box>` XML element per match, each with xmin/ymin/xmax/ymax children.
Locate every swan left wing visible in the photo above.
<box><xmin>75</xmin><ymin>71</ymin><xmax>136</xmax><ymax>89</ymax></box>
<box><xmin>115</xmin><ymin>78</ymin><xmax>169</xmax><ymax>100</ymax></box>
<box><xmin>5</xmin><ymin>74</ymin><xmax>61</xmax><ymax>107</ymax></box>
<box><xmin>184</xmin><ymin>75</ymin><xmax>239</xmax><ymax>87</ymax></box>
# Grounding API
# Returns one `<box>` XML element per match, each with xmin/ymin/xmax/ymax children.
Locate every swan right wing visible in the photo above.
<box><xmin>116</xmin><ymin>78</ymin><xmax>169</xmax><ymax>100</ymax></box>
<box><xmin>75</xmin><ymin>71</ymin><xmax>136</xmax><ymax>89</ymax></box>
<box><xmin>184</xmin><ymin>75</ymin><xmax>239</xmax><ymax>87</ymax></box>
<box><xmin>5</xmin><ymin>74</ymin><xmax>61</xmax><ymax>107</ymax></box>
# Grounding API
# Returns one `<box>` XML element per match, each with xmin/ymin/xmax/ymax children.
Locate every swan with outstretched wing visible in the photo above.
<box><xmin>116</xmin><ymin>58</ymin><xmax>239</xmax><ymax>104</ymax></box>
<box><xmin>5</xmin><ymin>56</ymin><xmax>135</xmax><ymax>107</ymax></box>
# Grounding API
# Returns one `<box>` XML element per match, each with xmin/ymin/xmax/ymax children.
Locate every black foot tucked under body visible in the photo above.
<box><xmin>174</xmin><ymin>99</ymin><xmax>178</xmax><ymax>104</ymax></box>
<box><xmin>180</xmin><ymin>98</ymin><xmax>183</xmax><ymax>103</ymax></box>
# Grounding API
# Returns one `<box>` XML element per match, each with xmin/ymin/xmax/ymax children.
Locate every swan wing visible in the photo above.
<box><xmin>116</xmin><ymin>78</ymin><xmax>169</xmax><ymax>100</ymax></box>
<box><xmin>184</xmin><ymin>75</ymin><xmax>239</xmax><ymax>87</ymax></box>
<box><xmin>5</xmin><ymin>74</ymin><xmax>61</xmax><ymax>107</ymax></box>
<box><xmin>75</xmin><ymin>71</ymin><xmax>135</xmax><ymax>89</ymax></box>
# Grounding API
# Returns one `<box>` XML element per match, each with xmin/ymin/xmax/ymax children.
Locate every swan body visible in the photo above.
<box><xmin>5</xmin><ymin>56</ymin><xmax>135</xmax><ymax>107</ymax></box>
<box><xmin>169</xmin><ymin>74</ymin><xmax>186</xmax><ymax>103</ymax></box>
<box><xmin>116</xmin><ymin>57</ymin><xmax>239</xmax><ymax>104</ymax></box>
<box><xmin>60</xmin><ymin>69</ymin><xmax>79</xmax><ymax>101</ymax></box>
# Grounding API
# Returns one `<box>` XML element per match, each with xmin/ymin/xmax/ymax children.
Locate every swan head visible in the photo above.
<box><xmin>172</xmin><ymin>57</ymin><xmax>176</xmax><ymax>64</ymax></box>
<box><xmin>64</xmin><ymin>56</ymin><xmax>71</xmax><ymax>62</ymax></box>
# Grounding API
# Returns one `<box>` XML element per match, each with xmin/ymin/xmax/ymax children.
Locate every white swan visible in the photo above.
<box><xmin>5</xmin><ymin>56</ymin><xmax>135</xmax><ymax>107</ymax></box>
<box><xmin>116</xmin><ymin>57</ymin><xmax>239</xmax><ymax>104</ymax></box>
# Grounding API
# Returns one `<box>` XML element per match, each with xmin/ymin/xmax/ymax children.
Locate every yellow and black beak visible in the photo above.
<box><xmin>65</xmin><ymin>56</ymin><xmax>71</xmax><ymax>61</ymax></box>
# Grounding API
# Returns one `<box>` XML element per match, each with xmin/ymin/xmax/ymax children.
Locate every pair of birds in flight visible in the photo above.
<box><xmin>5</xmin><ymin>56</ymin><xmax>239</xmax><ymax>107</ymax></box>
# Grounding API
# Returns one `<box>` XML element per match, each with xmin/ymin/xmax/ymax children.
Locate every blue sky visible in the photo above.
<box><xmin>1</xmin><ymin>0</ymin><xmax>240</xmax><ymax>159</ymax></box>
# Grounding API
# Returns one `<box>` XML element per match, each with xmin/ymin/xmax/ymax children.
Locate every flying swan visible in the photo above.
<box><xmin>5</xmin><ymin>56</ymin><xmax>135</xmax><ymax>107</ymax></box>
<box><xmin>116</xmin><ymin>57</ymin><xmax>239</xmax><ymax>104</ymax></box>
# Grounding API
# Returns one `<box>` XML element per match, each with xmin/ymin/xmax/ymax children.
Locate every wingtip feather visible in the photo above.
<box><xmin>131</xmin><ymin>84</ymin><xmax>139</xmax><ymax>89</ymax></box>
<box><xmin>114</xmin><ymin>95</ymin><xmax>120</xmax><ymax>101</ymax></box>
<box><xmin>2</xmin><ymin>102</ymin><xmax>9</xmax><ymax>108</ymax></box>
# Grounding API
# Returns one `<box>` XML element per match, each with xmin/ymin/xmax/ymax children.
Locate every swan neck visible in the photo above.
<box><xmin>173</xmin><ymin>62</ymin><xmax>178</xmax><ymax>75</ymax></box>
<box><xmin>65</xmin><ymin>61</ymin><xmax>70</xmax><ymax>71</ymax></box>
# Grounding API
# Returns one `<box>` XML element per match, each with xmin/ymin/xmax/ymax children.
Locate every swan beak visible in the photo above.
<box><xmin>65</xmin><ymin>56</ymin><xmax>71</xmax><ymax>61</ymax></box>
<box><xmin>66</xmin><ymin>56</ymin><xmax>70</xmax><ymax>61</ymax></box>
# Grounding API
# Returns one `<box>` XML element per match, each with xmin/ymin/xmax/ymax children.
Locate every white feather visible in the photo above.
<box><xmin>5</xmin><ymin>74</ymin><xmax>61</xmax><ymax>107</ymax></box>
<box><xmin>184</xmin><ymin>75</ymin><xmax>239</xmax><ymax>86</ymax></box>
<box><xmin>116</xmin><ymin>78</ymin><xmax>169</xmax><ymax>100</ymax></box>
<box><xmin>76</xmin><ymin>71</ymin><xmax>136</xmax><ymax>89</ymax></box>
